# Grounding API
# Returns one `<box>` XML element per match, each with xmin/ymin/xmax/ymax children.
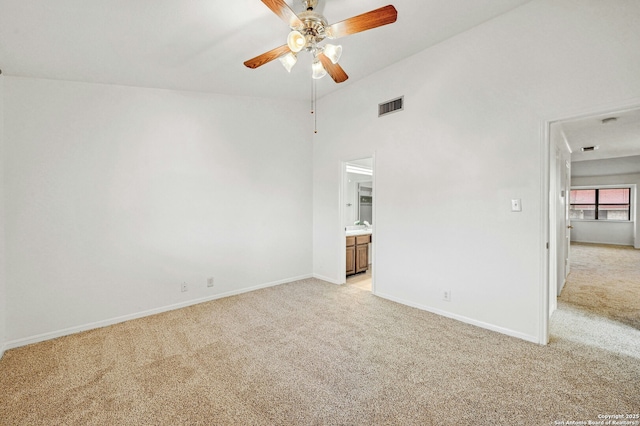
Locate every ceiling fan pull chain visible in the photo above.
<box><xmin>313</xmin><ymin>79</ymin><xmax>318</xmax><ymax>134</ymax></box>
<box><xmin>311</xmin><ymin>78</ymin><xmax>315</xmax><ymax>115</ymax></box>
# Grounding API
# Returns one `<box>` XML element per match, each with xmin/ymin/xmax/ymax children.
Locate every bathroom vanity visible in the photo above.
<box><xmin>346</xmin><ymin>232</ymin><xmax>371</xmax><ymax>276</ymax></box>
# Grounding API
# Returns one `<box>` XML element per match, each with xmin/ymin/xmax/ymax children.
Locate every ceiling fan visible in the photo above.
<box><xmin>244</xmin><ymin>0</ymin><xmax>398</xmax><ymax>83</ymax></box>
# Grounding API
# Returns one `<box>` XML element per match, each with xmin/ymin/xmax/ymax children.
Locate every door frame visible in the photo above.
<box><xmin>339</xmin><ymin>154</ymin><xmax>376</xmax><ymax>291</ymax></box>
<box><xmin>548</xmin><ymin>141</ymin><xmax>559</xmax><ymax>318</ymax></box>
<box><xmin>540</xmin><ymin>97</ymin><xmax>640</xmax><ymax>344</ymax></box>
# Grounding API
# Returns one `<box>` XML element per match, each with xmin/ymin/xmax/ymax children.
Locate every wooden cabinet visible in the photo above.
<box><xmin>346</xmin><ymin>234</ymin><xmax>371</xmax><ymax>276</ymax></box>
<box><xmin>346</xmin><ymin>242</ymin><xmax>356</xmax><ymax>276</ymax></box>
<box><xmin>356</xmin><ymin>244</ymin><xmax>369</xmax><ymax>273</ymax></box>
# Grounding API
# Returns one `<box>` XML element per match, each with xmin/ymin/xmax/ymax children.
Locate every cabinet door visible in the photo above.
<box><xmin>355</xmin><ymin>235</ymin><xmax>371</xmax><ymax>245</ymax></box>
<box><xmin>355</xmin><ymin>244</ymin><xmax>369</xmax><ymax>273</ymax></box>
<box><xmin>346</xmin><ymin>245</ymin><xmax>356</xmax><ymax>275</ymax></box>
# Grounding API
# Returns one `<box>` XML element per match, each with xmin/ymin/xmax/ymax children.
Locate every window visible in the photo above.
<box><xmin>569</xmin><ymin>188</ymin><xmax>631</xmax><ymax>221</ymax></box>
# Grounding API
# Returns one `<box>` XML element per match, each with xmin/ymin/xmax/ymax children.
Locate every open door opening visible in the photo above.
<box><xmin>545</xmin><ymin>104</ymin><xmax>640</xmax><ymax>347</ymax></box>
<box><xmin>342</xmin><ymin>157</ymin><xmax>374</xmax><ymax>292</ymax></box>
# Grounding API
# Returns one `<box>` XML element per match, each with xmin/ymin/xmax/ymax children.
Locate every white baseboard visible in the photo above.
<box><xmin>0</xmin><ymin>346</ymin><xmax>4</xmax><ymax>360</ymax></box>
<box><xmin>312</xmin><ymin>273</ymin><xmax>343</xmax><ymax>285</ymax></box>
<box><xmin>4</xmin><ymin>273</ymin><xmax>313</xmax><ymax>351</ymax></box>
<box><xmin>572</xmin><ymin>239</ymin><xmax>634</xmax><ymax>247</ymax></box>
<box><xmin>375</xmin><ymin>291</ymin><xmax>539</xmax><ymax>344</ymax></box>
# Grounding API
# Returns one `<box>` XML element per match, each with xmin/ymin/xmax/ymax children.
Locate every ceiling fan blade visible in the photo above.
<box><xmin>326</xmin><ymin>5</ymin><xmax>397</xmax><ymax>39</ymax></box>
<box><xmin>261</xmin><ymin>0</ymin><xmax>304</xmax><ymax>28</ymax></box>
<box><xmin>317</xmin><ymin>53</ymin><xmax>348</xmax><ymax>83</ymax></box>
<box><xmin>244</xmin><ymin>45</ymin><xmax>291</xmax><ymax>69</ymax></box>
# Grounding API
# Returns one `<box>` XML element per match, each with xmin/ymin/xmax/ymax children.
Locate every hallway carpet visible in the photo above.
<box><xmin>558</xmin><ymin>242</ymin><xmax>640</xmax><ymax>328</ymax></box>
<box><xmin>552</xmin><ymin>242</ymin><xmax>640</xmax><ymax>361</ymax></box>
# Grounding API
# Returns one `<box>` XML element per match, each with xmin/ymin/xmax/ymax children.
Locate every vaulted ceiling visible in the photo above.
<box><xmin>0</xmin><ymin>0</ymin><xmax>532</xmax><ymax>101</ymax></box>
<box><xmin>3</xmin><ymin>1</ymin><xmax>637</xmax><ymax>166</ymax></box>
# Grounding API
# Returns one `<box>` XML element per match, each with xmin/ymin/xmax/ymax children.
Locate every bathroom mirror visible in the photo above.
<box><xmin>344</xmin><ymin>158</ymin><xmax>373</xmax><ymax>227</ymax></box>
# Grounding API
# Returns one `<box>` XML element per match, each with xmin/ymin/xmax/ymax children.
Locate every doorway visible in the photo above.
<box><xmin>545</xmin><ymin>104</ymin><xmax>640</xmax><ymax>344</ymax></box>
<box><xmin>342</xmin><ymin>157</ymin><xmax>374</xmax><ymax>292</ymax></box>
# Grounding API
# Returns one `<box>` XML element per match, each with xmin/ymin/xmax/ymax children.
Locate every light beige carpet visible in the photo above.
<box><xmin>551</xmin><ymin>242</ymin><xmax>640</xmax><ymax>362</ymax></box>
<box><xmin>1</xmin><ymin>247</ymin><xmax>638</xmax><ymax>425</ymax></box>
<box><xmin>558</xmin><ymin>243</ymin><xmax>640</xmax><ymax>329</ymax></box>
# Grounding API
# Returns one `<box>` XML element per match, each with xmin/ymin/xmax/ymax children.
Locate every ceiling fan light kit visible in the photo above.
<box><xmin>245</xmin><ymin>0</ymin><xmax>397</xmax><ymax>133</ymax></box>
<box><xmin>245</xmin><ymin>0</ymin><xmax>397</xmax><ymax>83</ymax></box>
<box><xmin>287</xmin><ymin>30</ymin><xmax>306</xmax><ymax>53</ymax></box>
<box><xmin>279</xmin><ymin>52</ymin><xmax>298</xmax><ymax>72</ymax></box>
<box><xmin>312</xmin><ymin>60</ymin><xmax>327</xmax><ymax>79</ymax></box>
<box><xmin>323</xmin><ymin>43</ymin><xmax>342</xmax><ymax>64</ymax></box>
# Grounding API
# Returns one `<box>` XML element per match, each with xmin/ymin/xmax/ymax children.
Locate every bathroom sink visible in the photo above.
<box><xmin>345</xmin><ymin>229</ymin><xmax>373</xmax><ymax>236</ymax></box>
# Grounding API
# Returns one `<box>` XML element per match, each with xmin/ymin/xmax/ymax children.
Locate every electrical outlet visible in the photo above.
<box><xmin>207</xmin><ymin>277</ymin><xmax>214</xmax><ymax>288</ymax></box>
<box><xmin>442</xmin><ymin>290</ymin><xmax>451</xmax><ymax>302</ymax></box>
<box><xmin>181</xmin><ymin>283</ymin><xmax>188</xmax><ymax>292</ymax></box>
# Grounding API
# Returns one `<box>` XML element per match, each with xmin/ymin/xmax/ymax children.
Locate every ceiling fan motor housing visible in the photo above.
<box><xmin>296</xmin><ymin>10</ymin><xmax>328</xmax><ymax>50</ymax></box>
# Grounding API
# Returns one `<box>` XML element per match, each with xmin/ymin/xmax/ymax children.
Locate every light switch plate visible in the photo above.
<box><xmin>511</xmin><ymin>199</ymin><xmax>522</xmax><ymax>212</ymax></box>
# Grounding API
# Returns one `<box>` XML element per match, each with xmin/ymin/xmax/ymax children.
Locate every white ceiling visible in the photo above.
<box><xmin>347</xmin><ymin>158</ymin><xmax>373</xmax><ymax>169</ymax></box>
<box><xmin>559</xmin><ymin>107</ymin><xmax>640</xmax><ymax>163</ymax></box>
<box><xmin>0</xmin><ymin>0</ymin><xmax>532</xmax><ymax>101</ymax></box>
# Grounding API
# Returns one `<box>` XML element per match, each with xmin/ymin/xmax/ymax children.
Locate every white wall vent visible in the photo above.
<box><xmin>378</xmin><ymin>96</ymin><xmax>404</xmax><ymax>117</ymax></box>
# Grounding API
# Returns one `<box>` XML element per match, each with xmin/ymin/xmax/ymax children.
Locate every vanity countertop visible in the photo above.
<box><xmin>345</xmin><ymin>228</ymin><xmax>373</xmax><ymax>237</ymax></box>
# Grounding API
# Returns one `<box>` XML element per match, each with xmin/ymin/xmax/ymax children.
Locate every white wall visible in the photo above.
<box><xmin>572</xmin><ymin>173</ymin><xmax>640</xmax><ymax>248</ymax></box>
<box><xmin>0</xmin><ymin>73</ymin><xmax>6</xmax><ymax>358</ymax></box>
<box><xmin>313</xmin><ymin>0</ymin><xmax>640</xmax><ymax>343</ymax></box>
<box><xmin>572</xmin><ymin>155</ymin><xmax>640</xmax><ymax>178</ymax></box>
<box><xmin>570</xmin><ymin>220</ymin><xmax>634</xmax><ymax>246</ymax></box>
<box><xmin>3</xmin><ymin>77</ymin><xmax>313</xmax><ymax>346</ymax></box>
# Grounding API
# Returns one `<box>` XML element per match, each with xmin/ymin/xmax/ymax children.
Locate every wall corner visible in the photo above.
<box><xmin>0</xmin><ymin>73</ymin><xmax>6</xmax><ymax>357</ymax></box>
